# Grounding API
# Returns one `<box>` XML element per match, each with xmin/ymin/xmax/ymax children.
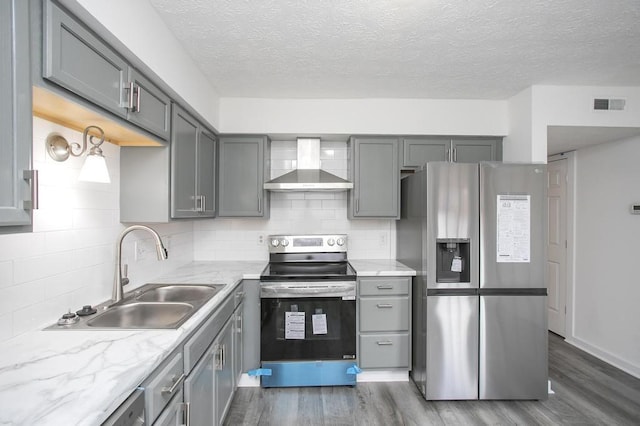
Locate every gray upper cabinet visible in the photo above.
<box><xmin>401</xmin><ymin>137</ymin><xmax>450</xmax><ymax>169</ymax></box>
<box><xmin>126</xmin><ymin>68</ymin><xmax>171</xmax><ymax>140</ymax></box>
<box><xmin>451</xmin><ymin>137</ymin><xmax>502</xmax><ymax>163</ymax></box>
<box><xmin>217</xmin><ymin>136</ymin><xmax>270</xmax><ymax>218</ymax></box>
<box><xmin>43</xmin><ymin>0</ymin><xmax>170</xmax><ymax>140</ymax></box>
<box><xmin>401</xmin><ymin>137</ymin><xmax>502</xmax><ymax>170</ymax></box>
<box><xmin>1</xmin><ymin>0</ymin><xmax>34</xmax><ymax>230</ymax></box>
<box><xmin>171</xmin><ymin>105</ymin><xmax>216</xmax><ymax>219</ymax></box>
<box><xmin>348</xmin><ymin>137</ymin><xmax>400</xmax><ymax>219</ymax></box>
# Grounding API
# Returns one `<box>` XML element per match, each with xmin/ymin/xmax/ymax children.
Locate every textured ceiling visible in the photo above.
<box><xmin>148</xmin><ymin>0</ymin><xmax>640</xmax><ymax>100</ymax></box>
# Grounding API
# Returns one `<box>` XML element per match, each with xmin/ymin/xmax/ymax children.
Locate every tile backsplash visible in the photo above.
<box><xmin>0</xmin><ymin>127</ymin><xmax>394</xmax><ymax>342</ymax></box>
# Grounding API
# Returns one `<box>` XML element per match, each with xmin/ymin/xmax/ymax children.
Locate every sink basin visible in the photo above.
<box><xmin>87</xmin><ymin>302</ymin><xmax>194</xmax><ymax>328</ymax></box>
<box><xmin>136</xmin><ymin>284</ymin><xmax>224</xmax><ymax>303</ymax></box>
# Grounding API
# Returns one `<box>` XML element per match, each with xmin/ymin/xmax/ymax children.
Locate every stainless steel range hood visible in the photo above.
<box><xmin>264</xmin><ymin>138</ymin><xmax>353</xmax><ymax>192</ymax></box>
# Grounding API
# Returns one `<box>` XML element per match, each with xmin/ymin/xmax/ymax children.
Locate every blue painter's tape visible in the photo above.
<box><xmin>260</xmin><ymin>360</ymin><xmax>358</xmax><ymax>387</ymax></box>
<box><xmin>346</xmin><ymin>364</ymin><xmax>362</xmax><ymax>375</ymax></box>
<box><xmin>248</xmin><ymin>368</ymin><xmax>272</xmax><ymax>377</ymax></box>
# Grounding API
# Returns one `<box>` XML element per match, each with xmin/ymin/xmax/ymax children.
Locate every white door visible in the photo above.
<box><xmin>547</xmin><ymin>158</ymin><xmax>567</xmax><ymax>336</ymax></box>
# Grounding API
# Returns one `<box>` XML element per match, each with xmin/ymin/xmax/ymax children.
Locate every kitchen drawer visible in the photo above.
<box><xmin>359</xmin><ymin>297</ymin><xmax>409</xmax><ymax>332</ymax></box>
<box><xmin>358</xmin><ymin>277</ymin><xmax>410</xmax><ymax>296</ymax></box>
<box><xmin>144</xmin><ymin>351</ymin><xmax>183</xmax><ymax>424</ymax></box>
<box><xmin>153</xmin><ymin>387</ymin><xmax>184</xmax><ymax>426</ymax></box>
<box><xmin>184</xmin><ymin>291</ymin><xmax>235</xmax><ymax>373</ymax></box>
<box><xmin>359</xmin><ymin>333</ymin><xmax>409</xmax><ymax>369</ymax></box>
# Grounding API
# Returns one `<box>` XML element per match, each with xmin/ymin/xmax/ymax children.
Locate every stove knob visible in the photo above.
<box><xmin>327</xmin><ymin>238</ymin><xmax>335</xmax><ymax>246</ymax></box>
<box><xmin>281</xmin><ymin>239</ymin><xmax>289</xmax><ymax>247</ymax></box>
<box><xmin>271</xmin><ymin>239</ymin><xmax>280</xmax><ymax>247</ymax></box>
<box><xmin>336</xmin><ymin>237</ymin><xmax>345</xmax><ymax>246</ymax></box>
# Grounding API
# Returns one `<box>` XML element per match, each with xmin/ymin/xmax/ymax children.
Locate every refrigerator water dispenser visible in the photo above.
<box><xmin>436</xmin><ymin>239</ymin><xmax>470</xmax><ymax>283</ymax></box>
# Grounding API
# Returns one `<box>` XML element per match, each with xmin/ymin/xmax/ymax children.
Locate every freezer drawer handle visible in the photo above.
<box><xmin>376</xmin><ymin>285</ymin><xmax>394</xmax><ymax>290</ymax></box>
<box><xmin>376</xmin><ymin>340</ymin><xmax>393</xmax><ymax>346</ymax></box>
<box><xmin>376</xmin><ymin>303</ymin><xmax>393</xmax><ymax>308</ymax></box>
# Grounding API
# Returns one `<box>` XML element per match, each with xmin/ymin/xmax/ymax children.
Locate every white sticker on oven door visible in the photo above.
<box><xmin>312</xmin><ymin>314</ymin><xmax>328</xmax><ymax>335</ymax></box>
<box><xmin>285</xmin><ymin>311</ymin><xmax>305</xmax><ymax>339</ymax></box>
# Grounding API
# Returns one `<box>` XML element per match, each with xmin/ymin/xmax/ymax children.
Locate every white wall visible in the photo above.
<box><xmin>194</xmin><ymin>140</ymin><xmax>395</xmax><ymax>261</ymax></box>
<box><xmin>74</xmin><ymin>0</ymin><xmax>221</xmax><ymax>129</ymax></box>
<box><xmin>570</xmin><ymin>136</ymin><xmax>640</xmax><ymax>377</ymax></box>
<box><xmin>0</xmin><ymin>118</ymin><xmax>193</xmax><ymax>343</ymax></box>
<box><xmin>219</xmin><ymin>98</ymin><xmax>508</xmax><ymax>137</ymax></box>
<box><xmin>504</xmin><ymin>87</ymin><xmax>534</xmax><ymax>162</ymax></box>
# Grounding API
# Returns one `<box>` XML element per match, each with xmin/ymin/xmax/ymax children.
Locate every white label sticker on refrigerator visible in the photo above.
<box><xmin>285</xmin><ymin>311</ymin><xmax>305</xmax><ymax>339</ymax></box>
<box><xmin>496</xmin><ymin>195</ymin><xmax>531</xmax><ymax>263</ymax></box>
<box><xmin>312</xmin><ymin>314</ymin><xmax>328</xmax><ymax>335</ymax></box>
<box><xmin>451</xmin><ymin>256</ymin><xmax>463</xmax><ymax>272</ymax></box>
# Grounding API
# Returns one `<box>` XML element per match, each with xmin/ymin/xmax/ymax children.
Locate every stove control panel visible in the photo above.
<box><xmin>267</xmin><ymin>234</ymin><xmax>348</xmax><ymax>253</ymax></box>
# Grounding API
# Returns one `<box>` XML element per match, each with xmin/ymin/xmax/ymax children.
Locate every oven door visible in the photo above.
<box><xmin>260</xmin><ymin>281</ymin><xmax>356</xmax><ymax>362</ymax></box>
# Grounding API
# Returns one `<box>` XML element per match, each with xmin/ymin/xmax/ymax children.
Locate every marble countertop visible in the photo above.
<box><xmin>349</xmin><ymin>259</ymin><xmax>416</xmax><ymax>277</ymax></box>
<box><xmin>0</xmin><ymin>259</ymin><xmax>414</xmax><ymax>425</ymax></box>
<box><xmin>0</xmin><ymin>261</ymin><xmax>266</xmax><ymax>426</ymax></box>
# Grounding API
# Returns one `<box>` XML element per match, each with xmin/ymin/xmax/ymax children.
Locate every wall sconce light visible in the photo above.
<box><xmin>46</xmin><ymin>125</ymin><xmax>111</xmax><ymax>183</ymax></box>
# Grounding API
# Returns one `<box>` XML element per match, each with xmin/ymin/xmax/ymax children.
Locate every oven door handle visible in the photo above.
<box><xmin>260</xmin><ymin>282</ymin><xmax>356</xmax><ymax>298</ymax></box>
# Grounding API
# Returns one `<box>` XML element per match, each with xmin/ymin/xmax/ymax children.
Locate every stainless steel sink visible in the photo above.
<box><xmin>87</xmin><ymin>302</ymin><xmax>194</xmax><ymax>328</ymax></box>
<box><xmin>135</xmin><ymin>284</ymin><xmax>224</xmax><ymax>303</ymax></box>
<box><xmin>46</xmin><ymin>283</ymin><xmax>226</xmax><ymax>330</ymax></box>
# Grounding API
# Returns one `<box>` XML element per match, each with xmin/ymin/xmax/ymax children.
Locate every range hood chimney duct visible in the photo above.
<box><xmin>264</xmin><ymin>138</ymin><xmax>353</xmax><ymax>192</ymax></box>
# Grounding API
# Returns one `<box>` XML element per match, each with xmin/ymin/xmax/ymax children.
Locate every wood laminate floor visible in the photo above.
<box><xmin>224</xmin><ymin>333</ymin><xmax>640</xmax><ymax>425</ymax></box>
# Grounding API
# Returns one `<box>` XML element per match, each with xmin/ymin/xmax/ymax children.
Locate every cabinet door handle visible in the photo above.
<box><xmin>161</xmin><ymin>373</ymin><xmax>185</xmax><ymax>395</ymax></box>
<box><xmin>376</xmin><ymin>285</ymin><xmax>394</xmax><ymax>290</ymax></box>
<box><xmin>201</xmin><ymin>195</ymin><xmax>206</xmax><ymax>212</ymax></box>
<box><xmin>23</xmin><ymin>170</ymin><xmax>39</xmax><ymax>210</ymax></box>
<box><xmin>214</xmin><ymin>344</ymin><xmax>223</xmax><ymax>370</ymax></box>
<box><xmin>376</xmin><ymin>303</ymin><xmax>393</xmax><ymax>308</ymax></box>
<box><xmin>258</xmin><ymin>197</ymin><xmax>262</xmax><ymax>213</ymax></box>
<box><xmin>377</xmin><ymin>340</ymin><xmax>393</xmax><ymax>346</ymax></box>
<box><xmin>453</xmin><ymin>148</ymin><xmax>457</xmax><ymax>162</ymax></box>
<box><xmin>126</xmin><ymin>81</ymin><xmax>135</xmax><ymax>110</ymax></box>
<box><xmin>236</xmin><ymin>314</ymin><xmax>243</xmax><ymax>333</ymax></box>
<box><xmin>355</xmin><ymin>198</ymin><xmax>359</xmax><ymax>213</ymax></box>
<box><xmin>235</xmin><ymin>291</ymin><xmax>245</xmax><ymax>301</ymax></box>
<box><xmin>446</xmin><ymin>148</ymin><xmax>451</xmax><ymax>162</ymax></box>
<box><xmin>181</xmin><ymin>402</ymin><xmax>190</xmax><ymax>426</ymax></box>
<box><xmin>134</xmin><ymin>85</ymin><xmax>141</xmax><ymax>113</ymax></box>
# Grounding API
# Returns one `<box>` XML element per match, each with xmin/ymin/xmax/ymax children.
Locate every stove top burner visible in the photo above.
<box><xmin>260</xmin><ymin>234</ymin><xmax>355</xmax><ymax>282</ymax></box>
<box><xmin>260</xmin><ymin>261</ymin><xmax>356</xmax><ymax>282</ymax></box>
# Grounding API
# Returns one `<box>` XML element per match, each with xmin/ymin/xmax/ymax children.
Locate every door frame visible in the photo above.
<box><xmin>547</xmin><ymin>152</ymin><xmax>576</xmax><ymax>339</ymax></box>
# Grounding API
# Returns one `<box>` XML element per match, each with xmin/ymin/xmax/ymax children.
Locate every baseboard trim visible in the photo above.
<box><xmin>565</xmin><ymin>336</ymin><xmax>640</xmax><ymax>379</ymax></box>
<box><xmin>237</xmin><ymin>373</ymin><xmax>261</xmax><ymax>387</ymax></box>
<box><xmin>357</xmin><ymin>370</ymin><xmax>409</xmax><ymax>383</ymax></box>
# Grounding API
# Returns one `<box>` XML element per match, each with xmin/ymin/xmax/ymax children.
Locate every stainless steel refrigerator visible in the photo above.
<box><xmin>397</xmin><ymin>162</ymin><xmax>548</xmax><ymax>400</ymax></box>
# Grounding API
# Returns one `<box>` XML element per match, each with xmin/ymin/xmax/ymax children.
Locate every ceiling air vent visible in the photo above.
<box><xmin>593</xmin><ymin>98</ymin><xmax>626</xmax><ymax>111</ymax></box>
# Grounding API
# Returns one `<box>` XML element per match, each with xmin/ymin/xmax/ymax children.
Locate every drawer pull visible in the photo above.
<box><xmin>377</xmin><ymin>285</ymin><xmax>394</xmax><ymax>290</ymax></box>
<box><xmin>376</xmin><ymin>303</ymin><xmax>393</xmax><ymax>308</ymax></box>
<box><xmin>161</xmin><ymin>373</ymin><xmax>185</xmax><ymax>396</ymax></box>
<box><xmin>377</xmin><ymin>340</ymin><xmax>394</xmax><ymax>346</ymax></box>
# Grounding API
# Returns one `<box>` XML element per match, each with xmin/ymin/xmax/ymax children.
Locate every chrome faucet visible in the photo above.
<box><xmin>113</xmin><ymin>225</ymin><xmax>168</xmax><ymax>303</ymax></box>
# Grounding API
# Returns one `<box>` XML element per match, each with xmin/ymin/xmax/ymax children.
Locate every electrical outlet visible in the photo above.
<box><xmin>257</xmin><ymin>234</ymin><xmax>264</xmax><ymax>245</ymax></box>
<box><xmin>379</xmin><ymin>233</ymin><xmax>387</xmax><ymax>247</ymax></box>
<box><xmin>134</xmin><ymin>241</ymin><xmax>148</xmax><ymax>261</ymax></box>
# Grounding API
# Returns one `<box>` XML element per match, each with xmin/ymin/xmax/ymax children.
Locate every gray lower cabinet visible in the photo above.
<box><xmin>43</xmin><ymin>0</ymin><xmax>170</xmax><ymax>140</ymax></box>
<box><xmin>401</xmin><ymin>137</ymin><xmax>502</xmax><ymax>170</ymax></box>
<box><xmin>0</xmin><ymin>0</ymin><xmax>34</xmax><ymax>229</ymax></box>
<box><xmin>357</xmin><ymin>277</ymin><xmax>411</xmax><ymax>369</ymax></box>
<box><xmin>171</xmin><ymin>104</ymin><xmax>217</xmax><ymax>218</ymax></box>
<box><xmin>184</xmin><ymin>345</ymin><xmax>215</xmax><ymax>425</ymax></box>
<box><xmin>348</xmin><ymin>137</ymin><xmax>400</xmax><ymax>219</ymax></box>
<box><xmin>215</xmin><ymin>316</ymin><xmax>235</xmax><ymax>426</ymax></box>
<box><xmin>217</xmin><ymin>136</ymin><xmax>270</xmax><ymax>217</ymax></box>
